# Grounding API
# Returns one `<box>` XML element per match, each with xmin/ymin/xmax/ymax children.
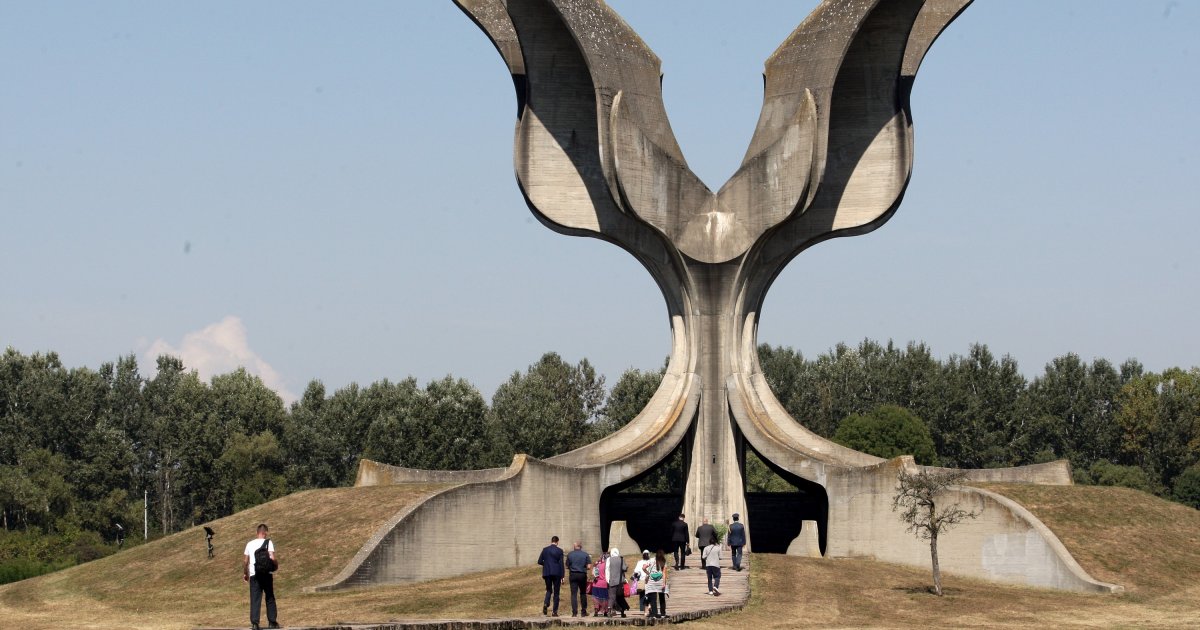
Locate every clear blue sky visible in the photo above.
<box><xmin>2</xmin><ymin>1</ymin><xmax>1197</xmax><ymax>404</ymax></box>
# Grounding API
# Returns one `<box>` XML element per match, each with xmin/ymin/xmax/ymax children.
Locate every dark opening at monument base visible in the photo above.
<box><xmin>600</xmin><ymin>434</ymin><xmax>689</xmax><ymax>553</ymax></box>
<box><xmin>742</xmin><ymin>445</ymin><xmax>829</xmax><ymax>555</ymax></box>
<box><xmin>598</xmin><ymin>433</ymin><xmax>828</xmax><ymax>556</ymax></box>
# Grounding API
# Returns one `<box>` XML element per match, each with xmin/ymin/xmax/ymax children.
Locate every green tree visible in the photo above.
<box><xmin>210</xmin><ymin>368</ymin><xmax>286</xmax><ymax>439</ymax></box>
<box><xmin>361</xmin><ymin>376</ymin><xmax>491</xmax><ymax>471</ymax></box>
<box><xmin>928</xmin><ymin>345</ymin><xmax>1024</xmax><ymax>468</ymax></box>
<box><xmin>359</xmin><ymin>378</ymin><xmax>423</xmax><ymax>467</ymax></box>
<box><xmin>74</xmin><ymin>421</ymin><xmax>136</xmax><ymax>532</ymax></box>
<box><xmin>1025</xmin><ymin>354</ymin><xmax>1122</xmax><ymax>468</ymax></box>
<box><xmin>142</xmin><ymin>356</ymin><xmax>212</xmax><ymax>533</ymax></box>
<box><xmin>596</xmin><ymin>366</ymin><xmax>664</xmax><ymax>437</ymax></box>
<box><xmin>282</xmin><ymin>380</ymin><xmax>346</xmax><ymax>489</ymax></box>
<box><xmin>1115</xmin><ymin>369</ymin><xmax>1200</xmax><ymax>492</ymax></box>
<box><xmin>1080</xmin><ymin>460</ymin><xmax>1154</xmax><ymax>493</ymax></box>
<box><xmin>758</xmin><ymin>340</ymin><xmax>941</xmax><ymax>440</ymax></box>
<box><xmin>217</xmin><ymin>431</ymin><xmax>287</xmax><ymax>513</ymax></box>
<box><xmin>833</xmin><ymin>405</ymin><xmax>938</xmax><ymax>465</ymax></box>
<box><xmin>744</xmin><ymin>450</ymin><xmax>796</xmax><ymax>493</ymax></box>
<box><xmin>489</xmin><ymin>353</ymin><xmax>605</xmax><ymax>460</ymax></box>
<box><xmin>1172</xmin><ymin>463</ymin><xmax>1200</xmax><ymax>509</ymax></box>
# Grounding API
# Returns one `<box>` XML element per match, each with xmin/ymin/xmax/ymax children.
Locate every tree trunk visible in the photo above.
<box><xmin>930</xmin><ymin>530</ymin><xmax>942</xmax><ymax>596</ymax></box>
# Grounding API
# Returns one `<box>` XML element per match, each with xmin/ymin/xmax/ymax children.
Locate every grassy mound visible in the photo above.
<box><xmin>981</xmin><ymin>483</ymin><xmax>1200</xmax><ymax>595</ymax></box>
<box><xmin>0</xmin><ymin>484</ymin><xmax>451</xmax><ymax>629</ymax></box>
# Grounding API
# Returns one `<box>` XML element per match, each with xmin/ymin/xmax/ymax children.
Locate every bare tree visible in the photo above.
<box><xmin>892</xmin><ymin>469</ymin><xmax>979</xmax><ymax>596</ymax></box>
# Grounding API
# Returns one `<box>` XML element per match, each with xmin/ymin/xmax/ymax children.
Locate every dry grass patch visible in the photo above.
<box><xmin>689</xmin><ymin>554</ymin><xmax>1200</xmax><ymax>629</ymax></box>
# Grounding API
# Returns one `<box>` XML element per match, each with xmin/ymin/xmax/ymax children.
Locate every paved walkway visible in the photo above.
<box><xmin>199</xmin><ymin>554</ymin><xmax>749</xmax><ymax>630</ymax></box>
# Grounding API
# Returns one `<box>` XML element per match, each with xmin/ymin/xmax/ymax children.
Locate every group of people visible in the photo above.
<box><xmin>538</xmin><ymin>538</ymin><xmax>671</xmax><ymax>618</ymax></box>
<box><xmin>536</xmin><ymin>512</ymin><xmax>747</xmax><ymax>618</ymax></box>
<box><xmin>237</xmin><ymin>512</ymin><xmax>750</xmax><ymax>627</ymax></box>
<box><xmin>670</xmin><ymin>512</ymin><xmax>746</xmax><ymax>596</ymax></box>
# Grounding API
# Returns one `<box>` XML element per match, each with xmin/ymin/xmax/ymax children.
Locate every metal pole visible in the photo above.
<box><xmin>144</xmin><ymin>489</ymin><xmax>148</xmax><ymax>540</ymax></box>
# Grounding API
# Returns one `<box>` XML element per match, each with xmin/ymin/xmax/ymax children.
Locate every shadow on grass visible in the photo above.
<box><xmin>891</xmin><ymin>585</ymin><xmax>963</xmax><ymax>596</ymax></box>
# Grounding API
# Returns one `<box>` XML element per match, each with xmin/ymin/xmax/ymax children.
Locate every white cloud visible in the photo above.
<box><xmin>142</xmin><ymin>315</ymin><xmax>298</xmax><ymax>405</ymax></box>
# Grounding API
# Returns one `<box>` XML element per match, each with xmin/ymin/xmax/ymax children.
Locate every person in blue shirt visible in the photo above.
<box><xmin>564</xmin><ymin>541</ymin><xmax>592</xmax><ymax>617</ymax></box>
<box><xmin>537</xmin><ymin>535</ymin><xmax>566</xmax><ymax>616</ymax></box>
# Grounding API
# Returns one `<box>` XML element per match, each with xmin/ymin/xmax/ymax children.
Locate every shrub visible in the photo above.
<box><xmin>1172</xmin><ymin>464</ymin><xmax>1200</xmax><ymax>509</ymax></box>
<box><xmin>0</xmin><ymin>558</ymin><xmax>73</xmax><ymax>585</ymax></box>
<box><xmin>833</xmin><ymin>405</ymin><xmax>938</xmax><ymax>465</ymax></box>
<box><xmin>1086</xmin><ymin>460</ymin><xmax>1155</xmax><ymax>493</ymax></box>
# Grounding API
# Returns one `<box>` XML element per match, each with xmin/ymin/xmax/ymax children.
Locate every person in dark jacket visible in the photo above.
<box><xmin>727</xmin><ymin>513</ymin><xmax>746</xmax><ymax>571</ymax></box>
<box><xmin>537</xmin><ymin>535</ymin><xmax>566</xmax><ymax>616</ymax></box>
<box><xmin>695</xmin><ymin>518</ymin><xmax>716</xmax><ymax>567</ymax></box>
<box><xmin>669</xmin><ymin>514</ymin><xmax>689</xmax><ymax>570</ymax></box>
<box><xmin>565</xmin><ymin>541</ymin><xmax>591</xmax><ymax>617</ymax></box>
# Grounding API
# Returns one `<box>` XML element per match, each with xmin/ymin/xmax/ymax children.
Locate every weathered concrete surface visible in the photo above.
<box><xmin>330</xmin><ymin>0</ymin><xmax>1116</xmax><ymax>596</ymax></box>
<box><xmin>824</xmin><ymin>457</ymin><xmax>1121</xmax><ymax>593</ymax></box>
<box><xmin>356</xmin><ymin>460</ymin><xmax>509</xmax><ymax>486</ymax></box>
<box><xmin>786</xmin><ymin>520</ymin><xmax>823</xmax><ymax>558</ymax></box>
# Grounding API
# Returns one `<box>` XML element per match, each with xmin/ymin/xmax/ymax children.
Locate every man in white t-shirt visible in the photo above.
<box><xmin>242</xmin><ymin>523</ymin><xmax>279</xmax><ymax>630</ymax></box>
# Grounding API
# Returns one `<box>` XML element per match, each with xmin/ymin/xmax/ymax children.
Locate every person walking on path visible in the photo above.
<box><xmin>633</xmin><ymin>550</ymin><xmax>653</xmax><ymax>613</ymax></box>
<box><xmin>728</xmin><ymin>513</ymin><xmax>746</xmax><ymax>571</ymax></box>
<box><xmin>565</xmin><ymin>541</ymin><xmax>591</xmax><ymax>617</ymax></box>
<box><xmin>537</xmin><ymin>535</ymin><xmax>566</xmax><ymax>616</ymax></box>
<box><xmin>644</xmin><ymin>549</ymin><xmax>669</xmax><ymax>619</ymax></box>
<box><xmin>695</xmin><ymin>518</ymin><xmax>716</xmax><ymax>568</ymax></box>
<box><xmin>591</xmin><ymin>550</ymin><xmax>609</xmax><ymax>616</ymax></box>
<box><xmin>702</xmin><ymin>542</ymin><xmax>722</xmax><ymax>596</ymax></box>
<box><xmin>605</xmin><ymin>548</ymin><xmax>630</xmax><ymax>617</ymax></box>
<box><xmin>670</xmin><ymin>514</ymin><xmax>690</xmax><ymax>570</ymax></box>
<box><xmin>242</xmin><ymin>523</ymin><xmax>279</xmax><ymax>630</ymax></box>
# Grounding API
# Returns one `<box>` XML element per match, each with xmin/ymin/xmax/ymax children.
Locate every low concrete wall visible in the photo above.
<box><xmin>825</xmin><ymin>457</ymin><xmax>1120</xmax><ymax>593</ymax></box>
<box><xmin>356</xmin><ymin>459</ymin><xmax>510</xmax><ymax>486</ymax></box>
<box><xmin>922</xmin><ymin>460</ymin><xmax>1074</xmax><ymax>486</ymax></box>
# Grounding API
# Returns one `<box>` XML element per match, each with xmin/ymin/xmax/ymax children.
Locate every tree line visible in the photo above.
<box><xmin>761</xmin><ymin>340</ymin><xmax>1200</xmax><ymax>502</ymax></box>
<box><xmin>2</xmin><ymin>340</ymin><xmax>1198</xmax><ymax>581</ymax></box>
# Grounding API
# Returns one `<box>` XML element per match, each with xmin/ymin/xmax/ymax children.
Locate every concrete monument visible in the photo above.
<box><xmin>317</xmin><ymin>0</ymin><xmax>1121</xmax><ymax>594</ymax></box>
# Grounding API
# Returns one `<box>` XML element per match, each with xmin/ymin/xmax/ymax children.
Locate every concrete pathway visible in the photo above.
<box><xmin>198</xmin><ymin>554</ymin><xmax>749</xmax><ymax>630</ymax></box>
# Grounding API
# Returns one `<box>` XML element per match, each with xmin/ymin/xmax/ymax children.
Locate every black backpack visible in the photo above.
<box><xmin>254</xmin><ymin>539</ymin><xmax>274</xmax><ymax>574</ymax></box>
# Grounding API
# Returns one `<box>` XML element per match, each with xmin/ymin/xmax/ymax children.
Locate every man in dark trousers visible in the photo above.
<box><xmin>565</xmin><ymin>540</ymin><xmax>591</xmax><ymax>617</ymax></box>
<box><xmin>670</xmin><ymin>513</ymin><xmax>689</xmax><ymax>570</ymax></box>
<box><xmin>695</xmin><ymin>518</ymin><xmax>716</xmax><ymax>568</ymax></box>
<box><xmin>537</xmin><ymin>535</ymin><xmax>566</xmax><ymax>616</ymax></box>
<box><xmin>727</xmin><ymin>513</ymin><xmax>747</xmax><ymax>571</ymax></box>
<box><xmin>242</xmin><ymin>523</ymin><xmax>279</xmax><ymax>630</ymax></box>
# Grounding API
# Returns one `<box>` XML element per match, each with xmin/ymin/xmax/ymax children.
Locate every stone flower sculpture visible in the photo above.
<box><xmin>320</xmin><ymin>1</ymin><xmax>1122</xmax><ymax>595</ymax></box>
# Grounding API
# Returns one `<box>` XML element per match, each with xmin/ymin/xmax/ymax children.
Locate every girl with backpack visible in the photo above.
<box><xmin>644</xmin><ymin>549</ymin><xmax>669</xmax><ymax>619</ymax></box>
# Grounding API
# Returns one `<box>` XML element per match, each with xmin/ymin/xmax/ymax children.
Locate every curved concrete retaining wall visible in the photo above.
<box><xmin>824</xmin><ymin>457</ymin><xmax>1121</xmax><ymax>593</ymax></box>
<box><xmin>317</xmin><ymin>456</ymin><xmax>603</xmax><ymax>590</ymax></box>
